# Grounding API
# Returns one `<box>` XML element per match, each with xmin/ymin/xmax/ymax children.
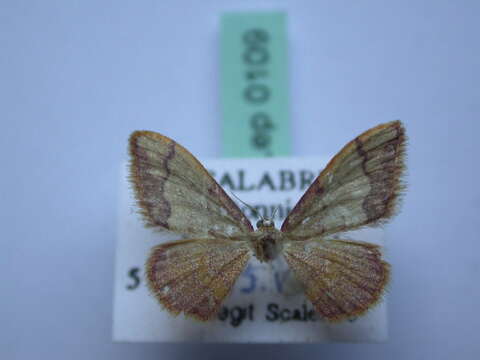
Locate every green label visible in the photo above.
<box><xmin>220</xmin><ymin>12</ymin><xmax>290</xmax><ymax>157</ymax></box>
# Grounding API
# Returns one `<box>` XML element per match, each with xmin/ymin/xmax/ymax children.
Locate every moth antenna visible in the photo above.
<box><xmin>271</xmin><ymin>205</ymin><xmax>280</xmax><ymax>219</ymax></box>
<box><xmin>230</xmin><ymin>191</ymin><xmax>264</xmax><ymax>220</ymax></box>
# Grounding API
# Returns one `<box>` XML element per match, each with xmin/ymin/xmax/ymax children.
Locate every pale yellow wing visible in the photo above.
<box><xmin>146</xmin><ymin>238</ymin><xmax>251</xmax><ymax>320</ymax></box>
<box><xmin>281</xmin><ymin>120</ymin><xmax>406</xmax><ymax>238</ymax></box>
<box><xmin>283</xmin><ymin>239</ymin><xmax>390</xmax><ymax>322</ymax></box>
<box><xmin>129</xmin><ymin>131</ymin><xmax>253</xmax><ymax>238</ymax></box>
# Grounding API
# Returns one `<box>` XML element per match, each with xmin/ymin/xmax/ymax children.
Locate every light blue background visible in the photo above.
<box><xmin>1</xmin><ymin>1</ymin><xmax>479</xmax><ymax>359</ymax></box>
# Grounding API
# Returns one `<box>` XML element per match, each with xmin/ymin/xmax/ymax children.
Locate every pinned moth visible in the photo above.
<box><xmin>129</xmin><ymin>120</ymin><xmax>406</xmax><ymax>322</ymax></box>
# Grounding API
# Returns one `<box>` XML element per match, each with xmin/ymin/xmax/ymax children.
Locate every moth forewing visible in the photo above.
<box><xmin>129</xmin><ymin>131</ymin><xmax>254</xmax><ymax>238</ymax></box>
<box><xmin>281</xmin><ymin>120</ymin><xmax>406</xmax><ymax>237</ymax></box>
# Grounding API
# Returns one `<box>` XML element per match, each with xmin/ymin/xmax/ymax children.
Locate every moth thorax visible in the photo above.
<box><xmin>253</xmin><ymin>233</ymin><xmax>282</xmax><ymax>262</ymax></box>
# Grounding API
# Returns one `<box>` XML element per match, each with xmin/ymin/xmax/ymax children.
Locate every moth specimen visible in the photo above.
<box><xmin>129</xmin><ymin>120</ymin><xmax>406</xmax><ymax>322</ymax></box>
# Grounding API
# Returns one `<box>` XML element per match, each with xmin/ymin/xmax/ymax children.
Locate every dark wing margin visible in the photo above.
<box><xmin>281</xmin><ymin>120</ymin><xmax>406</xmax><ymax>238</ymax></box>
